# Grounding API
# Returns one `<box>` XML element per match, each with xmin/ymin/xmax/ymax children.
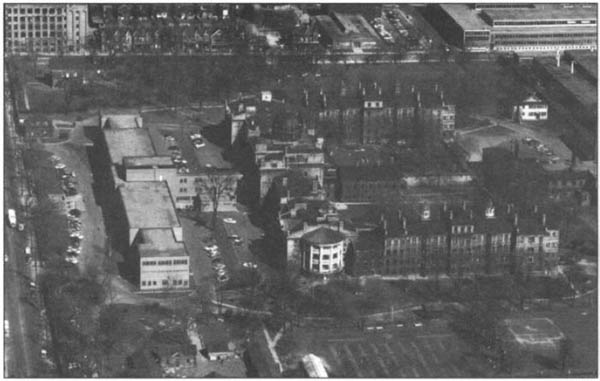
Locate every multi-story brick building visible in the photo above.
<box><xmin>345</xmin><ymin>201</ymin><xmax>559</xmax><ymax>278</ymax></box>
<box><xmin>514</xmin><ymin>207</ymin><xmax>560</xmax><ymax>275</ymax></box>
<box><xmin>4</xmin><ymin>4</ymin><xmax>91</xmax><ymax>55</ymax></box>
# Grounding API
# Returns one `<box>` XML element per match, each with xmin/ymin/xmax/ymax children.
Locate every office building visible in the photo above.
<box><xmin>4</xmin><ymin>3</ymin><xmax>91</xmax><ymax>54</ymax></box>
<box><xmin>425</xmin><ymin>3</ymin><xmax>597</xmax><ymax>53</ymax></box>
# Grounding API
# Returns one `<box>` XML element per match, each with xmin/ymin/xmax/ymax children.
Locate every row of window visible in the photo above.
<box><xmin>7</xmin><ymin>16</ymin><xmax>64</xmax><ymax>23</ymax></box>
<box><xmin>141</xmin><ymin>259</ymin><xmax>188</xmax><ymax>266</ymax></box>
<box><xmin>6</xmin><ymin>7</ymin><xmax>62</xmax><ymax>14</ymax></box>
<box><xmin>493</xmin><ymin>20</ymin><xmax>596</xmax><ymax>26</ymax></box>
<box><xmin>312</xmin><ymin>253</ymin><xmax>339</xmax><ymax>260</ymax></box>
<box><xmin>141</xmin><ymin>279</ymin><xmax>188</xmax><ymax>287</ymax></box>
<box><xmin>311</xmin><ymin>263</ymin><xmax>339</xmax><ymax>271</ymax></box>
<box><xmin>494</xmin><ymin>32</ymin><xmax>597</xmax><ymax>39</ymax></box>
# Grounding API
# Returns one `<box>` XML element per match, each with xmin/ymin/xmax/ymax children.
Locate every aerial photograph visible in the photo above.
<box><xmin>3</xmin><ymin>2</ymin><xmax>598</xmax><ymax>378</ymax></box>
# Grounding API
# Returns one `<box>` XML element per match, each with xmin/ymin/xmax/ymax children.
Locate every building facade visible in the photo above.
<box><xmin>4</xmin><ymin>4</ymin><xmax>91</xmax><ymax>55</ymax></box>
<box><xmin>428</xmin><ymin>3</ymin><xmax>597</xmax><ymax>53</ymax></box>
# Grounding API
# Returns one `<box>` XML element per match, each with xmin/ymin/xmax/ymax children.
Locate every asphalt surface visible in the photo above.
<box><xmin>4</xmin><ymin>75</ymin><xmax>39</xmax><ymax>377</ymax></box>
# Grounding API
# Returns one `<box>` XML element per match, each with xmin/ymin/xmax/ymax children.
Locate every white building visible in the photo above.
<box><xmin>134</xmin><ymin>229</ymin><xmax>190</xmax><ymax>291</ymax></box>
<box><xmin>518</xmin><ymin>95</ymin><xmax>548</xmax><ymax>121</ymax></box>
<box><xmin>300</xmin><ymin>227</ymin><xmax>347</xmax><ymax>274</ymax></box>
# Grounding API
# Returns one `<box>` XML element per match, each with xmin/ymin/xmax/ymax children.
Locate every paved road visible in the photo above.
<box><xmin>4</xmin><ymin>75</ymin><xmax>38</xmax><ymax>377</ymax></box>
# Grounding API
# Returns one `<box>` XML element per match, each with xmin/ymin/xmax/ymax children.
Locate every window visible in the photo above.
<box><xmin>180</xmin><ymin>178</ymin><xmax>188</xmax><ymax>184</ymax></box>
<box><xmin>312</xmin><ymin>264</ymin><xmax>319</xmax><ymax>271</ymax></box>
<box><xmin>162</xmin><ymin>280</ymin><xmax>169</xmax><ymax>286</ymax></box>
<box><xmin>528</xmin><ymin>256</ymin><xmax>534</xmax><ymax>263</ymax></box>
<box><xmin>183</xmin><ymin>280</ymin><xmax>188</xmax><ymax>286</ymax></box>
<box><xmin>153</xmin><ymin>281</ymin><xmax>157</xmax><ymax>286</ymax></box>
<box><xmin>528</xmin><ymin>236</ymin><xmax>536</xmax><ymax>243</ymax></box>
<box><xmin>312</xmin><ymin>254</ymin><xmax>319</xmax><ymax>260</ymax></box>
<box><xmin>179</xmin><ymin>188</ymin><xmax>187</xmax><ymax>193</ymax></box>
<box><xmin>141</xmin><ymin>281</ymin><xmax>146</xmax><ymax>286</ymax></box>
<box><xmin>322</xmin><ymin>265</ymin><xmax>329</xmax><ymax>270</ymax></box>
<box><xmin>173</xmin><ymin>259</ymin><xmax>188</xmax><ymax>265</ymax></box>
<box><xmin>322</xmin><ymin>255</ymin><xmax>330</xmax><ymax>260</ymax></box>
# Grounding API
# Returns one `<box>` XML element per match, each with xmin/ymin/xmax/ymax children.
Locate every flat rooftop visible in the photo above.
<box><xmin>316</xmin><ymin>13</ymin><xmax>381</xmax><ymax>42</ymax></box>
<box><xmin>119</xmin><ymin>182</ymin><xmax>180</xmax><ymax>229</ymax></box>
<box><xmin>104</xmin><ymin>128</ymin><xmax>156</xmax><ymax>165</ymax></box>
<box><xmin>565</xmin><ymin>51</ymin><xmax>597</xmax><ymax>82</ymax></box>
<box><xmin>483</xmin><ymin>4</ymin><xmax>597</xmax><ymax>22</ymax></box>
<box><xmin>439</xmin><ymin>4</ymin><xmax>491</xmax><ymax>31</ymax></box>
<box><xmin>123</xmin><ymin>156</ymin><xmax>174</xmax><ymax>169</ymax></box>
<box><xmin>535</xmin><ymin>57</ymin><xmax>597</xmax><ymax>109</ymax></box>
<box><xmin>137</xmin><ymin>229</ymin><xmax>187</xmax><ymax>258</ymax></box>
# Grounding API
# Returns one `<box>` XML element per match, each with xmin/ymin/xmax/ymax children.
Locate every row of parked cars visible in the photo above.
<box><xmin>52</xmin><ymin>156</ymin><xmax>83</xmax><ymax>265</ymax></box>
<box><xmin>522</xmin><ymin>137</ymin><xmax>560</xmax><ymax>164</ymax></box>
<box><xmin>204</xmin><ymin>244</ymin><xmax>230</xmax><ymax>283</ymax></box>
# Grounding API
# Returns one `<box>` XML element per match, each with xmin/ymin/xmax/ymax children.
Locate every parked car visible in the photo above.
<box><xmin>4</xmin><ymin>320</ymin><xmax>9</xmax><ymax>338</ymax></box>
<box><xmin>223</xmin><ymin>218</ymin><xmax>236</xmax><ymax>224</ymax></box>
<box><xmin>217</xmin><ymin>274</ymin><xmax>229</xmax><ymax>283</ymax></box>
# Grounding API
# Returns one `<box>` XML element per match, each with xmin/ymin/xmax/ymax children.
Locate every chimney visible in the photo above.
<box><xmin>402</xmin><ymin>217</ymin><xmax>407</xmax><ymax>233</ymax></box>
<box><xmin>462</xmin><ymin>201</ymin><xmax>467</xmax><ymax>210</ymax></box>
<box><xmin>449</xmin><ymin>210</ymin><xmax>453</xmax><ymax>220</ymax></box>
<box><xmin>303</xmin><ymin>222</ymin><xmax>308</xmax><ymax>232</ymax></box>
<box><xmin>469</xmin><ymin>209</ymin><xmax>473</xmax><ymax>219</ymax></box>
<box><xmin>570</xmin><ymin>60</ymin><xmax>575</xmax><ymax>75</ymax></box>
<box><xmin>303</xmin><ymin>89</ymin><xmax>309</xmax><ymax>107</ymax></box>
<box><xmin>411</xmin><ymin>85</ymin><xmax>415</xmax><ymax>94</ymax></box>
<box><xmin>513</xmin><ymin>213</ymin><xmax>519</xmax><ymax>226</ymax></box>
<box><xmin>322</xmin><ymin>93</ymin><xmax>327</xmax><ymax>108</ymax></box>
<box><xmin>417</xmin><ymin>91</ymin><xmax>421</xmax><ymax>102</ymax></box>
<box><xmin>362</xmin><ymin>87</ymin><xmax>366</xmax><ymax>97</ymax></box>
<box><xmin>435</xmin><ymin>83</ymin><xmax>439</xmax><ymax>93</ymax></box>
<box><xmin>542</xmin><ymin>213</ymin><xmax>546</xmax><ymax>227</ymax></box>
<box><xmin>440</xmin><ymin>90</ymin><xmax>444</xmax><ymax>102</ymax></box>
<box><xmin>382</xmin><ymin>218</ymin><xmax>388</xmax><ymax>234</ymax></box>
<box><xmin>533</xmin><ymin>204</ymin><xmax>538</xmax><ymax>213</ymax></box>
<box><xmin>340</xmin><ymin>80</ymin><xmax>347</xmax><ymax>96</ymax></box>
<box><xmin>282</xmin><ymin>177</ymin><xmax>288</xmax><ymax>187</ymax></box>
<box><xmin>378</xmin><ymin>87</ymin><xmax>382</xmax><ymax>96</ymax></box>
<box><xmin>312</xmin><ymin>177</ymin><xmax>318</xmax><ymax>193</ymax></box>
<box><xmin>338</xmin><ymin>220</ymin><xmax>344</xmax><ymax>231</ymax></box>
<box><xmin>443</xmin><ymin>202</ymin><xmax>447</xmax><ymax>212</ymax></box>
<box><xmin>397</xmin><ymin>209</ymin><xmax>402</xmax><ymax>221</ymax></box>
<box><xmin>556</xmin><ymin>50</ymin><xmax>561</xmax><ymax>67</ymax></box>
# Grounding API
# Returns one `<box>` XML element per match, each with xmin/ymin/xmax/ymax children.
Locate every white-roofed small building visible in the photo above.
<box><xmin>517</xmin><ymin>95</ymin><xmax>548</xmax><ymax>122</ymax></box>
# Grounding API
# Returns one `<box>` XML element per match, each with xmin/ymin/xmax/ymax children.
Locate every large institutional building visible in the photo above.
<box><xmin>4</xmin><ymin>4</ymin><xmax>91</xmax><ymax>54</ymax></box>
<box><xmin>280</xmin><ymin>199</ymin><xmax>560</xmax><ymax>278</ymax></box>
<box><xmin>425</xmin><ymin>3</ymin><xmax>597</xmax><ymax>53</ymax></box>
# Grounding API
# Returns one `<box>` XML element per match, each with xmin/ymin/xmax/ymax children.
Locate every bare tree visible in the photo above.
<box><xmin>196</xmin><ymin>169</ymin><xmax>238</xmax><ymax>229</ymax></box>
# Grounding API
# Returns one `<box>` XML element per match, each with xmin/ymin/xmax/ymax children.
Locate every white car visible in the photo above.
<box><xmin>223</xmin><ymin>218</ymin><xmax>236</xmax><ymax>224</ymax></box>
<box><xmin>242</xmin><ymin>262</ymin><xmax>258</xmax><ymax>269</ymax></box>
<box><xmin>4</xmin><ymin>254</ymin><xmax>8</xmax><ymax>263</ymax></box>
<box><xmin>4</xmin><ymin>320</ymin><xmax>9</xmax><ymax>338</ymax></box>
<box><xmin>66</xmin><ymin>257</ymin><xmax>79</xmax><ymax>264</ymax></box>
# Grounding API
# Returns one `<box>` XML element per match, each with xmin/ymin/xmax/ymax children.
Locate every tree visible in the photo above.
<box><xmin>196</xmin><ymin>169</ymin><xmax>238</xmax><ymax>229</ymax></box>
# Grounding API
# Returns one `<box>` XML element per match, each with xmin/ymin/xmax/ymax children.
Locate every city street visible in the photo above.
<box><xmin>4</xmin><ymin>75</ymin><xmax>40</xmax><ymax>377</ymax></box>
